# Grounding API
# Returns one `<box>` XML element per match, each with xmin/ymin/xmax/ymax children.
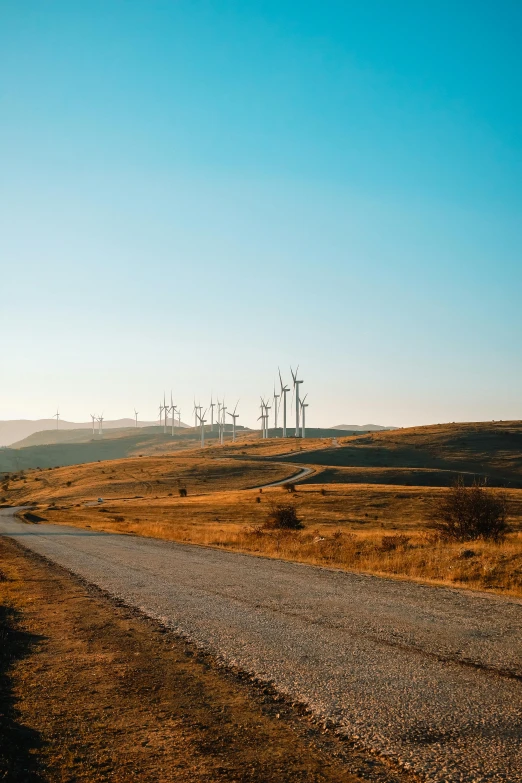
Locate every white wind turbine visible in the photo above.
<box><xmin>197</xmin><ymin>408</ymin><xmax>208</xmax><ymax>447</ymax></box>
<box><xmin>163</xmin><ymin>393</ymin><xmax>169</xmax><ymax>434</ymax></box>
<box><xmin>90</xmin><ymin>414</ymin><xmax>97</xmax><ymax>434</ymax></box>
<box><xmin>221</xmin><ymin>401</ymin><xmax>227</xmax><ymax>444</ymax></box>
<box><xmin>273</xmin><ymin>384</ymin><xmax>280</xmax><ymax>434</ymax></box>
<box><xmin>259</xmin><ymin>399</ymin><xmax>266</xmax><ymax>439</ymax></box>
<box><xmin>97</xmin><ymin>413</ymin><xmax>104</xmax><ymax>436</ymax></box>
<box><xmin>279</xmin><ymin>368</ymin><xmax>290</xmax><ymax>438</ymax></box>
<box><xmin>227</xmin><ymin>400</ymin><xmax>240</xmax><ymax>441</ymax></box>
<box><xmin>158</xmin><ymin>400</ymin><xmax>164</xmax><ymax>429</ymax></box>
<box><xmin>290</xmin><ymin>366</ymin><xmax>303</xmax><ymax>437</ymax></box>
<box><xmin>134</xmin><ymin>409</ymin><xmax>139</xmax><ymax>428</ymax></box>
<box><xmin>209</xmin><ymin>394</ymin><xmax>216</xmax><ymax>432</ymax></box>
<box><xmin>53</xmin><ymin>409</ymin><xmax>60</xmax><ymax>430</ymax></box>
<box><xmin>300</xmin><ymin>394</ymin><xmax>309</xmax><ymax>438</ymax></box>
<box><xmin>263</xmin><ymin>399</ymin><xmax>271</xmax><ymax>439</ymax></box>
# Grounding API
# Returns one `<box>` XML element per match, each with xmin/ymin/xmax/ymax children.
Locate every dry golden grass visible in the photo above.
<box><xmin>36</xmin><ymin>483</ymin><xmax>522</xmax><ymax>598</ymax></box>
<box><xmin>2</xmin><ymin>453</ymin><xmax>298</xmax><ymax>506</ymax></box>
<box><xmin>286</xmin><ymin>421</ymin><xmax>522</xmax><ymax>488</ymax></box>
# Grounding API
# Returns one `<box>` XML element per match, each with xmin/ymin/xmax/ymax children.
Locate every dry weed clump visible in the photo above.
<box><xmin>264</xmin><ymin>503</ymin><xmax>303</xmax><ymax>530</ymax></box>
<box><xmin>430</xmin><ymin>478</ymin><xmax>510</xmax><ymax>542</ymax></box>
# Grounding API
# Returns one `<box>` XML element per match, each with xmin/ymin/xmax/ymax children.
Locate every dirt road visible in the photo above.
<box><xmin>1</xmin><ymin>508</ymin><xmax>520</xmax><ymax>783</ymax></box>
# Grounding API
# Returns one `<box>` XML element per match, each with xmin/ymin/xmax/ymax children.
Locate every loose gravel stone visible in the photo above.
<box><xmin>1</xmin><ymin>509</ymin><xmax>520</xmax><ymax>783</ymax></box>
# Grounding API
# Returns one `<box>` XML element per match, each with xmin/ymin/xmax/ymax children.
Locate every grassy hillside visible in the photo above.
<box><xmin>4</xmin><ymin>419</ymin><xmax>522</xmax><ymax>597</ymax></box>
<box><xmin>285</xmin><ymin>421</ymin><xmax>522</xmax><ymax>486</ymax></box>
<box><xmin>1</xmin><ymin>454</ymin><xmax>297</xmax><ymax>506</ymax></box>
<box><xmin>0</xmin><ymin>428</ymin><xmax>254</xmax><ymax>473</ymax></box>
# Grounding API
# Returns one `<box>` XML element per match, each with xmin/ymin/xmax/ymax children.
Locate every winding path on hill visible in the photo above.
<box><xmin>1</xmin><ymin>508</ymin><xmax>520</xmax><ymax>783</ymax></box>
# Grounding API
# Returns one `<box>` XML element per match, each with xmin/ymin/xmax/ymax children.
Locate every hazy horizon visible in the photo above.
<box><xmin>2</xmin><ymin>2</ymin><xmax>520</xmax><ymax>429</ymax></box>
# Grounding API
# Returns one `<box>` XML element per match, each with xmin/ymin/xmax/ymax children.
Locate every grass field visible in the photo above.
<box><xmin>4</xmin><ymin>421</ymin><xmax>522</xmax><ymax>598</ymax></box>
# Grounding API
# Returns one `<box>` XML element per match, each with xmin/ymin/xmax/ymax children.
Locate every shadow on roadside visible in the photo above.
<box><xmin>0</xmin><ymin>604</ymin><xmax>45</xmax><ymax>781</ymax></box>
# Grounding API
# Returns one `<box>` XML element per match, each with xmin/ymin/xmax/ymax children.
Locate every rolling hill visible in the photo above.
<box><xmin>0</xmin><ymin>418</ymin><xmax>167</xmax><ymax>447</ymax></box>
<box><xmin>285</xmin><ymin>420</ymin><xmax>522</xmax><ymax>486</ymax></box>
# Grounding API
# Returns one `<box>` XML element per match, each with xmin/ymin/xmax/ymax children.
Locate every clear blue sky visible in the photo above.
<box><xmin>1</xmin><ymin>1</ymin><xmax>521</xmax><ymax>428</ymax></box>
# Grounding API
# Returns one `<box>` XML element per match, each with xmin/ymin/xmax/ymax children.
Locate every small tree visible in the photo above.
<box><xmin>264</xmin><ymin>503</ymin><xmax>304</xmax><ymax>530</ymax></box>
<box><xmin>430</xmin><ymin>477</ymin><xmax>509</xmax><ymax>542</ymax></box>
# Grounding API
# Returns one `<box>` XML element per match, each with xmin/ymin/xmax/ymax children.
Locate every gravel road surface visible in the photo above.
<box><xmin>1</xmin><ymin>509</ymin><xmax>520</xmax><ymax>783</ymax></box>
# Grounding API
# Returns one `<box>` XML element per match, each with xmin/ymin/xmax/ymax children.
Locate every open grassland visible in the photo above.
<box><xmin>4</xmin><ymin>421</ymin><xmax>522</xmax><ymax>597</ymax></box>
<box><xmin>29</xmin><ymin>483</ymin><xmax>522</xmax><ymax>598</ymax></box>
<box><xmin>295</xmin><ymin>420</ymin><xmax>522</xmax><ymax>486</ymax></box>
<box><xmin>1</xmin><ymin>454</ymin><xmax>299</xmax><ymax>505</ymax></box>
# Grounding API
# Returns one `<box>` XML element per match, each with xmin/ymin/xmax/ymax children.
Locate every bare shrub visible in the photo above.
<box><xmin>430</xmin><ymin>477</ymin><xmax>510</xmax><ymax>542</ymax></box>
<box><xmin>380</xmin><ymin>534</ymin><xmax>410</xmax><ymax>552</ymax></box>
<box><xmin>264</xmin><ymin>503</ymin><xmax>303</xmax><ymax>530</ymax></box>
<box><xmin>179</xmin><ymin>488</ymin><xmax>187</xmax><ymax>497</ymax></box>
<box><xmin>286</xmin><ymin>483</ymin><xmax>296</xmax><ymax>493</ymax></box>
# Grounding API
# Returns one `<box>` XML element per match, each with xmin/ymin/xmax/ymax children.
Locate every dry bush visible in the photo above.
<box><xmin>380</xmin><ymin>534</ymin><xmax>410</xmax><ymax>551</ymax></box>
<box><xmin>264</xmin><ymin>503</ymin><xmax>303</xmax><ymax>530</ymax></box>
<box><xmin>430</xmin><ymin>477</ymin><xmax>510</xmax><ymax>542</ymax></box>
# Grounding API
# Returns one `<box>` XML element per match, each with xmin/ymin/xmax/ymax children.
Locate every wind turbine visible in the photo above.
<box><xmin>158</xmin><ymin>400</ymin><xmax>164</xmax><ymax>429</ymax></box>
<box><xmin>227</xmin><ymin>400</ymin><xmax>240</xmax><ymax>442</ymax></box>
<box><xmin>163</xmin><ymin>393</ymin><xmax>168</xmax><ymax>434</ymax></box>
<box><xmin>290</xmin><ymin>366</ymin><xmax>303</xmax><ymax>437</ymax></box>
<box><xmin>193</xmin><ymin>399</ymin><xmax>202</xmax><ymax>431</ymax></box>
<box><xmin>197</xmin><ymin>408</ymin><xmax>208</xmax><ymax>447</ymax></box>
<box><xmin>263</xmin><ymin>399</ymin><xmax>271</xmax><ymax>439</ymax></box>
<box><xmin>90</xmin><ymin>414</ymin><xmax>96</xmax><ymax>434</ymax></box>
<box><xmin>53</xmin><ymin>409</ymin><xmax>60</xmax><ymax>430</ymax></box>
<box><xmin>300</xmin><ymin>394</ymin><xmax>309</xmax><ymax>438</ymax></box>
<box><xmin>221</xmin><ymin>401</ymin><xmax>227</xmax><ymax>444</ymax></box>
<box><xmin>273</xmin><ymin>385</ymin><xmax>280</xmax><ymax>434</ymax></box>
<box><xmin>209</xmin><ymin>394</ymin><xmax>216</xmax><ymax>432</ymax></box>
<box><xmin>134</xmin><ymin>409</ymin><xmax>139</xmax><ymax>428</ymax></box>
<box><xmin>279</xmin><ymin>368</ymin><xmax>290</xmax><ymax>438</ymax></box>
<box><xmin>97</xmin><ymin>414</ymin><xmax>104</xmax><ymax>436</ymax></box>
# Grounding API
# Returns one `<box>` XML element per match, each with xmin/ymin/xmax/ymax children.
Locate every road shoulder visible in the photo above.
<box><xmin>0</xmin><ymin>537</ymin><xmax>409</xmax><ymax>783</ymax></box>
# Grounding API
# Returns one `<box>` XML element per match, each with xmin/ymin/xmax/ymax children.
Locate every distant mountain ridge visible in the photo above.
<box><xmin>330</xmin><ymin>424</ymin><xmax>397</xmax><ymax>432</ymax></box>
<box><xmin>0</xmin><ymin>418</ymin><xmax>182</xmax><ymax>447</ymax></box>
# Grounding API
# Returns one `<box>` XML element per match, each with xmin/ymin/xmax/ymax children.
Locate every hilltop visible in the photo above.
<box><xmin>330</xmin><ymin>424</ymin><xmax>396</xmax><ymax>432</ymax></box>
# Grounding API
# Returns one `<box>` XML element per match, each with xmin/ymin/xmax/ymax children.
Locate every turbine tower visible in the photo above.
<box><xmin>158</xmin><ymin>400</ymin><xmax>164</xmax><ymax>429</ymax></box>
<box><xmin>278</xmin><ymin>368</ymin><xmax>290</xmax><ymax>438</ymax></box>
<box><xmin>53</xmin><ymin>409</ymin><xmax>60</xmax><ymax>430</ymax></box>
<box><xmin>290</xmin><ymin>366</ymin><xmax>303</xmax><ymax>437</ymax></box>
<box><xmin>227</xmin><ymin>400</ymin><xmax>240</xmax><ymax>442</ymax></box>
<box><xmin>97</xmin><ymin>414</ymin><xmax>104</xmax><ymax>436</ymax></box>
<box><xmin>209</xmin><ymin>394</ymin><xmax>216</xmax><ymax>432</ymax></box>
<box><xmin>163</xmin><ymin>393</ymin><xmax>168</xmax><ymax>434</ymax></box>
<box><xmin>221</xmin><ymin>401</ymin><xmax>227</xmax><ymax>444</ymax></box>
<box><xmin>134</xmin><ymin>409</ymin><xmax>139</xmax><ymax>428</ymax></box>
<box><xmin>273</xmin><ymin>385</ymin><xmax>280</xmax><ymax>434</ymax></box>
<box><xmin>300</xmin><ymin>394</ymin><xmax>308</xmax><ymax>438</ymax></box>
<box><xmin>263</xmin><ymin>399</ymin><xmax>271</xmax><ymax>439</ymax></box>
<box><xmin>90</xmin><ymin>414</ymin><xmax>96</xmax><ymax>434</ymax></box>
<box><xmin>197</xmin><ymin>408</ymin><xmax>207</xmax><ymax>447</ymax></box>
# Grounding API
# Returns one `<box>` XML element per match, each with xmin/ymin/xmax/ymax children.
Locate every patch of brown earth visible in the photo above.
<box><xmin>0</xmin><ymin>537</ymin><xmax>409</xmax><ymax>783</ymax></box>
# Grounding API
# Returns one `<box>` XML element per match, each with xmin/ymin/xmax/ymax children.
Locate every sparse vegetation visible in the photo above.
<box><xmin>264</xmin><ymin>503</ymin><xmax>303</xmax><ymax>530</ymax></box>
<box><xmin>430</xmin><ymin>478</ymin><xmax>510</xmax><ymax>542</ymax></box>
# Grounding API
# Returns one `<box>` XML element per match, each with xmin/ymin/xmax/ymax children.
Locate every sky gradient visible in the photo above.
<box><xmin>1</xmin><ymin>1</ymin><xmax>521</xmax><ymax>428</ymax></box>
